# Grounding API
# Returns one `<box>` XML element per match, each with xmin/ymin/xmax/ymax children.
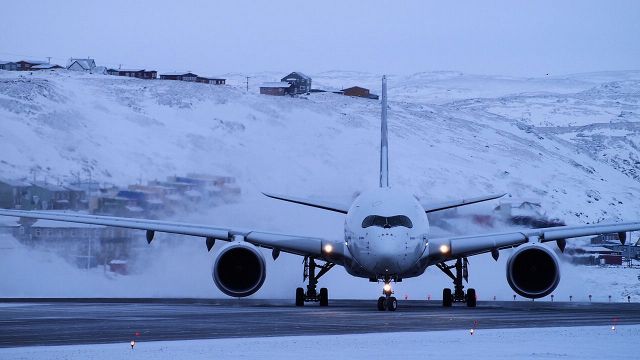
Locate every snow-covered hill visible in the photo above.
<box><xmin>0</xmin><ymin>69</ymin><xmax>639</xmax><ymax>299</ymax></box>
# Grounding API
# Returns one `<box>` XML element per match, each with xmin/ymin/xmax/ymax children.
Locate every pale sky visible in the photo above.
<box><xmin>1</xmin><ymin>0</ymin><xmax>638</xmax><ymax>76</ymax></box>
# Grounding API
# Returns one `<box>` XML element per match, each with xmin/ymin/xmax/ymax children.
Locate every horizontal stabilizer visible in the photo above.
<box><xmin>262</xmin><ymin>192</ymin><xmax>350</xmax><ymax>214</ymax></box>
<box><xmin>422</xmin><ymin>193</ymin><xmax>506</xmax><ymax>213</ymax></box>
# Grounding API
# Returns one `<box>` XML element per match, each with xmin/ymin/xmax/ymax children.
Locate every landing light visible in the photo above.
<box><xmin>323</xmin><ymin>244</ymin><xmax>333</xmax><ymax>253</ymax></box>
<box><xmin>383</xmin><ymin>284</ymin><xmax>392</xmax><ymax>292</ymax></box>
<box><xmin>439</xmin><ymin>244</ymin><xmax>450</xmax><ymax>254</ymax></box>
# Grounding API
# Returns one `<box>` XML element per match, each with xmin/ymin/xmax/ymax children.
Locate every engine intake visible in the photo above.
<box><xmin>506</xmin><ymin>243</ymin><xmax>560</xmax><ymax>299</ymax></box>
<box><xmin>212</xmin><ymin>242</ymin><xmax>266</xmax><ymax>297</ymax></box>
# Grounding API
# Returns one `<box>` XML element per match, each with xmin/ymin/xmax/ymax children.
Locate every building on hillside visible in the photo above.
<box><xmin>0</xmin><ymin>216</ymin><xmax>19</xmax><ymax>235</ymax></box>
<box><xmin>281</xmin><ymin>72</ymin><xmax>312</xmax><ymax>94</ymax></box>
<box><xmin>31</xmin><ymin>64</ymin><xmax>63</xmax><ymax>71</ymax></box>
<box><xmin>342</xmin><ymin>86</ymin><xmax>379</xmax><ymax>100</ymax></box>
<box><xmin>159</xmin><ymin>72</ymin><xmax>198</xmax><ymax>81</ymax></box>
<box><xmin>259</xmin><ymin>82</ymin><xmax>292</xmax><ymax>96</ymax></box>
<box><xmin>0</xmin><ymin>179</ymin><xmax>31</xmax><ymax>209</ymax></box>
<box><xmin>16</xmin><ymin>60</ymin><xmax>47</xmax><ymax>71</ymax></box>
<box><xmin>590</xmin><ymin>233</ymin><xmax>622</xmax><ymax>245</ymax></box>
<box><xmin>196</xmin><ymin>76</ymin><xmax>226</xmax><ymax>85</ymax></box>
<box><xmin>67</xmin><ymin>58</ymin><xmax>97</xmax><ymax>72</ymax></box>
<box><xmin>16</xmin><ymin>219</ymin><xmax>137</xmax><ymax>269</ymax></box>
<box><xmin>0</xmin><ymin>61</ymin><xmax>18</xmax><ymax>71</ymax></box>
<box><xmin>29</xmin><ymin>182</ymin><xmax>76</xmax><ymax>210</ymax></box>
<box><xmin>604</xmin><ymin>244</ymin><xmax>640</xmax><ymax>260</ymax></box>
<box><xmin>107</xmin><ymin>68</ymin><xmax>158</xmax><ymax>79</ymax></box>
<box><xmin>566</xmin><ymin>245</ymin><xmax>623</xmax><ymax>265</ymax></box>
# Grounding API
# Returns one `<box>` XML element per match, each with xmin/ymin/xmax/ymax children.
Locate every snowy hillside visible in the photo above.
<box><xmin>0</xmin><ymin>69</ymin><xmax>639</xmax><ymax>299</ymax></box>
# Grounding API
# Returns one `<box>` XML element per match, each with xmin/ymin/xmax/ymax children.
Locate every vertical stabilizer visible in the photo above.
<box><xmin>380</xmin><ymin>76</ymin><xmax>389</xmax><ymax>188</ymax></box>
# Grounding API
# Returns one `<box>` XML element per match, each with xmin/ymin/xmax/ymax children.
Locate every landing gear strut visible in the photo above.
<box><xmin>376</xmin><ymin>277</ymin><xmax>397</xmax><ymax>311</ymax></box>
<box><xmin>437</xmin><ymin>257</ymin><xmax>476</xmax><ymax>308</ymax></box>
<box><xmin>295</xmin><ymin>257</ymin><xmax>334</xmax><ymax>307</ymax></box>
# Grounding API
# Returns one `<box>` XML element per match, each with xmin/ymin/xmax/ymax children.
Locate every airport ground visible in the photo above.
<box><xmin>1</xmin><ymin>298</ymin><xmax>639</xmax><ymax>348</ymax></box>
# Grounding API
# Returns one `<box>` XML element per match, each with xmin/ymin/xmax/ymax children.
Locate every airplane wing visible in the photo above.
<box><xmin>262</xmin><ymin>192</ymin><xmax>350</xmax><ymax>214</ymax></box>
<box><xmin>427</xmin><ymin>220</ymin><xmax>640</xmax><ymax>260</ymax></box>
<box><xmin>422</xmin><ymin>193</ymin><xmax>506</xmax><ymax>213</ymax></box>
<box><xmin>0</xmin><ymin>209</ymin><xmax>332</xmax><ymax>258</ymax></box>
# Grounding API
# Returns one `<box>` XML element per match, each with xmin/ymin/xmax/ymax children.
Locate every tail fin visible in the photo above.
<box><xmin>380</xmin><ymin>75</ymin><xmax>389</xmax><ymax>188</ymax></box>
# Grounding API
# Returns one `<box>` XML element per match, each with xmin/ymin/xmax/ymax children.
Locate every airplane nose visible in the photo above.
<box><xmin>371</xmin><ymin>231</ymin><xmax>406</xmax><ymax>273</ymax></box>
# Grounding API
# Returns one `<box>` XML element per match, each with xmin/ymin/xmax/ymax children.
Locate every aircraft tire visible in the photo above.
<box><xmin>443</xmin><ymin>288</ymin><xmax>453</xmax><ymax>307</ymax></box>
<box><xmin>295</xmin><ymin>287</ymin><xmax>305</xmax><ymax>306</ymax></box>
<box><xmin>319</xmin><ymin>288</ymin><xmax>329</xmax><ymax>306</ymax></box>
<box><xmin>387</xmin><ymin>297</ymin><xmax>397</xmax><ymax>311</ymax></box>
<box><xmin>466</xmin><ymin>288</ymin><xmax>477</xmax><ymax>308</ymax></box>
<box><xmin>377</xmin><ymin>296</ymin><xmax>386</xmax><ymax>311</ymax></box>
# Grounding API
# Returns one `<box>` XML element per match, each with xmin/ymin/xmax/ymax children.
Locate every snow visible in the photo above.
<box><xmin>0</xmin><ymin>69</ymin><xmax>640</xmax><ymax>299</ymax></box>
<box><xmin>0</xmin><ymin>325</ymin><xmax>636</xmax><ymax>359</ymax></box>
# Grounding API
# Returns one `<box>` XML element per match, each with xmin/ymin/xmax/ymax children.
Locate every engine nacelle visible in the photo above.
<box><xmin>212</xmin><ymin>242</ymin><xmax>266</xmax><ymax>297</ymax></box>
<box><xmin>506</xmin><ymin>243</ymin><xmax>560</xmax><ymax>299</ymax></box>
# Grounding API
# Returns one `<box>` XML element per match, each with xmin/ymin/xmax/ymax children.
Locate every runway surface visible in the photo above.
<box><xmin>1</xmin><ymin>298</ymin><xmax>639</xmax><ymax>348</ymax></box>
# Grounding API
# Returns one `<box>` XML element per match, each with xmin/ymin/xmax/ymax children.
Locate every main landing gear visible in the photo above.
<box><xmin>295</xmin><ymin>257</ymin><xmax>334</xmax><ymax>307</ymax></box>
<box><xmin>437</xmin><ymin>257</ymin><xmax>477</xmax><ymax>308</ymax></box>
<box><xmin>377</xmin><ymin>278</ymin><xmax>398</xmax><ymax>311</ymax></box>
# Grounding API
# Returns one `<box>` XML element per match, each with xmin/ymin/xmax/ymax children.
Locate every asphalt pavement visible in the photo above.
<box><xmin>1</xmin><ymin>298</ymin><xmax>638</xmax><ymax>347</ymax></box>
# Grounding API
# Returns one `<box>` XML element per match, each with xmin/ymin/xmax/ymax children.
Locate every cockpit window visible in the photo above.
<box><xmin>362</xmin><ymin>215</ymin><xmax>413</xmax><ymax>229</ymax></box>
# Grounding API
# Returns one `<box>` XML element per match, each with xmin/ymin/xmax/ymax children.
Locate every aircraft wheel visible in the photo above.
<box><xmin>295</xmin><ymin>287</ymin><xmax>305</xmax><ymax>307</ymax></box>
<box><xmin>466</xmin><ymin>288</ymin><xmax>477</xmax><ymax>308</ymax></box>
<box><xmin>377</xmin><ymin>296</ymin><xmax>386</xmax><ymax>311</ymax></box>
<box><xmin>443</xmin><ymin>288</ymin><xmax>453</xmax><ymax>307</ymax></box>
<box><xmin>319</xmin><ymin>288</ymin><xmax>329</xmax><ymax>307</ymax></box>
<box><xmin>387</xmin><ymin>297</ymin><xmax>397</xmax><ymax>311</ymax></box>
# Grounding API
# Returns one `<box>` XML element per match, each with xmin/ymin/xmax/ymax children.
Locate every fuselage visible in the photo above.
<box><xmin>343</xmin><ymin>187</ymin><xmax>430</xmax><ymax>279</ymax></box>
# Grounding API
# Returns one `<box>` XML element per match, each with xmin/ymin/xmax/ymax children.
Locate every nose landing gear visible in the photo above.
<box><xmin>377</xmin><ymin>279</ymin><xmax>397</xmax><ymax>311</ymax></box>
<box><xmin>437</xmin><ymin>257</ymin><xmax>476</xmax><ymax>308</ymax></box>
<box><xmin>295</xmin><ymin>257</ymin><xmax>334</xmax><ymax>307</ymax></box>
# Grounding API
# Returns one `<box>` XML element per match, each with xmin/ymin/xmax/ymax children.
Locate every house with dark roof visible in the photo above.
<box><xmin>196</xmin><ymin>76</ymin><xmax>226</xmax><ymax>85</ymax></box>
<box><xmin>0</xmin><ymin>61</ymin><xmax>17</xmax><ymax>71</ymax></box>
<box><xmin>281</xmin><ymin>72</ymin><xmax>312</xmax><ymax>94</ymax></box>
<box><xmin>159</xmin><ymin>72</ymin><xmax>198</xmax><ymax>81</ymax></box>
<box><xmin>107</xmin><ymin>68</ymin><xmax>158</xmax><ymax>79</ymax></box>
<box><xmin>342</xmin><ymin>86</ymin><xmax>379</xmax><ymax>100</ymax></box>
<box><xmin>16</xmin><ymin>60</ymin><xmax>47</xmax><ymax>71</ymax></box>
<box><xmin>32</xmin><ymin>64</ymin><xmax>63</xmax><ymax>71</ymax></box>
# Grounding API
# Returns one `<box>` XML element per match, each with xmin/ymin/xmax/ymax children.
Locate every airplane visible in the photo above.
<box><xmin>1</xmin><ymin>76</ymin><xmax>639</xmax><ymax>311</ymax></box>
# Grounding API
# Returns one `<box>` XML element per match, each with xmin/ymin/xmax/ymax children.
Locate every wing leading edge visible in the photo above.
<box><xmin>428</xmin><ymin>220</ymin><xmax>640</xmax><ymax>261</ymax></box>
<box><xmin>262</xmin><ymin>192</ymin><xmax>350</xmax><ymax>214</ymax></box>
<box><xmin>0</xmin><ymin>209</ymin><xmax>335</xmax><ymax>258</ymax></box>
<box><xmin>422</xmin><ymin>193</ymin><xmax>506</xmax><ymax>213</ymax></box>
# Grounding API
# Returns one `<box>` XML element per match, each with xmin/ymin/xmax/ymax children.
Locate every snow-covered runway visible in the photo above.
<box><xmin>0</xmin><ymin>325</ymin><xmax>636</xmax><ymax>360</ymax></box>
<box><xmin>1</xmin><ymin>298</ymin><xmax>639</xmax><ymax>349</ymax></box>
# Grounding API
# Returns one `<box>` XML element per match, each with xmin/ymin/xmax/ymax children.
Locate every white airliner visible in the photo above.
<box><xmin>1</xmin><ymin>76</ymin><xmax>639</xmax><ymax>311</ymax></box>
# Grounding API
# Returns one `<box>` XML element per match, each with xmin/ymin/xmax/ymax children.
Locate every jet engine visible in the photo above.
<box><xmin>212</xmin><ymin>242</ymin><xmax>266</xmax><ymax>297</ymax></box>
<box><xmin>506</xmin><ymin>243</ymin><xmax>560</xmax><ymax>299</ymax></box>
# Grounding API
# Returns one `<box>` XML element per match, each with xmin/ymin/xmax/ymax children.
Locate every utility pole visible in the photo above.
<box><xmin>246</xmin><ymin>76</ymin><xmax>250</xmax><ymax>92</ymax></box>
